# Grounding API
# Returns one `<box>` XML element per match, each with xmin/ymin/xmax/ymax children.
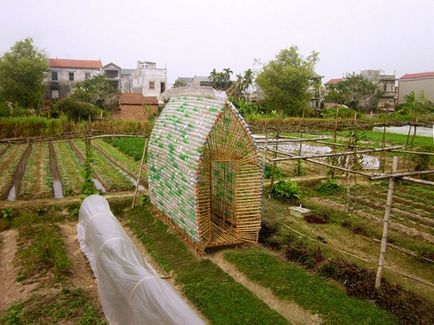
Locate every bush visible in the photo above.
<box><xmin>55</xmin><ymin>97</ymin><xmax>101</xmax><ymax>122</ymax></box>
<box><xmin>320</xmin><ymin>106</ymin><xmax>355</xmax><ymax>118</ymax></box>
<box><xmin>315</xmin><ymin>179</ymin><xmax>342</xmax><ymax>195</ymax></box>
<box><xmin>269</xmin><ymin>180</ymin><xmax>301</xmax><ymax>203</ymax></box>
<box><xmin>264</xmin><ymin>163</ymin><xmax>285</xmax><ymax>179</ymax></box>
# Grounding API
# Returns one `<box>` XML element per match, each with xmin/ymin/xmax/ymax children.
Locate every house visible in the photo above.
<box><xmin>120</xmin><ymin>69</ymin><xmax>135</xmax><ymax>93</ymax></box>
<box><xmin>174</xmin><ymin>76</ymin><xmax>213</xmax><ymax>87</ymax></box>
<box><xmin>131</xmin><ymin>61</ymin><xmax>167</xmax><ymax>100</ymax></box>
<box><xmin>148</xmin><ymin>87</ymin><xmax>262</xmax><ymax>253</ymax></box>
<box><xmin>361</xmin><ymin>70</ymin><xmax>396</xmax><ymax>110</ymax></box>
<box><xmin>102</xmin><ymin>62</ymin><xmax>121</xmax><ymax>90</ymax></box>
<box><xmin>398</xmin><ymin>71</ymin><xmax>434</xmax><ymax>104</ymax></box>
<box><xmin>45</xmin><ymin>58</ymin><xmax>102</xmax><ymax>99</ymax></box>
<box><xmin>114</xmin><ymin>93</ymin><xmax>159</xmax><ymax>120</ymax></box>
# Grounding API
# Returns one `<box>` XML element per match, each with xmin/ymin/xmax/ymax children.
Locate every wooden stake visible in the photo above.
<box><xmin>380</xmin><ymin>125</ymin><xmax>386</xmax><ymax>173</ymax></box>
<box><xmin>375</xmin><ymin>156</ymin><xmax>398</xmax><ymax>289</ymax></box>
<box><xmin>131</xmin><ymin>137</ymin><xmax>148</xmax><ymax>208</ymax></box>
<box><xmin>270</xmin><ymin>131</ymin><xmax>279</xmax><ymax>188</ymax></box>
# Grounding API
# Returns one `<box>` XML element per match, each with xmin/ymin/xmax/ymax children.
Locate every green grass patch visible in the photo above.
<box><xmin>225</xmin><ymin>248</ymin><xmax>396</xmax><ymax>325</ymax></box>
<box><xmin>15</xmin><ymin>222</ymin><xmax>71</xmax><ymax>282</ymax></box>
<box><xmin>1</xmin><ymin>287</ymin><xmax>106</xmax><ymax>325</ymax></box>
<box><xmin>54</xmin><ymin>142</ymin><xmax>84</xmax><ymax>196</ymax></box>
<box><xmin>123</xmin><ymin>204</ymin><xmax>287</xmax><ymax>325</ymax></box>
<box><xmin>105</xmin><ymin>137</ymin><xmax>146</xmax><ymax>161</ymax></box>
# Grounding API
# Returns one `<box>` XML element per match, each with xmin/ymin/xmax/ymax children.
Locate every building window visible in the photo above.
<box><xmin>149</xmin><ymin>81</ymin><xmax>155</xmax><ymax>89</ymax></box>
<box><xmin>69</xmin><ymin>72</ymin><xmax>74</xmax><ymax>81</ymax></box>
<box><xmin>85</xmin><ymin>73</ymin><xmax>91</xmax><ymax>80</ymax></box>
<box><xmin>52</xmin><ymin>71</ymin><xmax>58</xmax><ymax>81</ymax></box>
<box><xmin>160</xmin><ymin>82</ymin><xmax>166</xmax><ymax>93</ymax></box>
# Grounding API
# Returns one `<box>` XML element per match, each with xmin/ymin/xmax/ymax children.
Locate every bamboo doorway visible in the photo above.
<box><xmin>210</xmin><ymin>160</ymin><xmax>237</xmax><ymax>237</ymax></box>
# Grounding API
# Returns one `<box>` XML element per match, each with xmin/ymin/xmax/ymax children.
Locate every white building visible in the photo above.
<box><xmin>45</xmin><ymin>58</ymin><xmax>102</xmax><ymax>99</ymax></box>
<box><xmin>131</xmin><ymin>61</ymin><xmax>167</xmax><ymax>99</ymax></box>
<box><xmin>398</xmin><ymin>71</ymin><xmax>434</xmax><ymax>104</ymax></box>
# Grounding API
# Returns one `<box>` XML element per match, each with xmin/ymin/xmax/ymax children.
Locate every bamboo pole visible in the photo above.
<box><xmin>271</xmin><ymin>146</ymin><xmax>402</xmax><ymax>161</ymax></box>
<box><xmin>380</xmin><ymin>125</ymin><xmax>386</xmax><ymax>173</ymax></box>
<box><xmin>295</xmin><ymin>107</ymin><xmax>305</xmax><ymax>176</ymax></box>
<box><xmin>370</xmin><ymin>169</ymin><xmax>434</xmax><ymax>180</ymax></box>
<box><xmin>131</xmin><ymin>137</ymin><xmax>148</xmax><ymax>209</ymax></box>
<box><xmin>375</xmin><ymin>156</ymin><xmax>398</xmax><ymax>289</ymax></box>
<box><xmin>270</xmin><ymin>131</ymin><xmax>279</xmax><ymax>188</ymax></box>
<box><xmin>401</xmin><ymin>177</ymin><xmax>434</xmax><ymax>186</ymax></box>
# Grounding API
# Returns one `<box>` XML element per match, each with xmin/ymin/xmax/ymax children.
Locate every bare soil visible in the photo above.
<box><xmin>209</xmin><ymin>250</ymin><xmax>322</xmax><ymax>325</ymax></box>
<box><xmin>0</xmin><ymin>230</ymin><xmax>38</xmax><ymax>311</ymax></box>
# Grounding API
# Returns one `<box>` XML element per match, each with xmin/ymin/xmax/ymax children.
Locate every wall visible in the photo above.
<box><xmin>398</xmin><ymin>78</ymin><xmax>434</xmax><ymax>103</ymax></box>
<box><xmin>131</xmin><ymin>66</ymin><xmax>167</xmax><ymax>97</ymax></box>
<box><xmin>113</xmin><ymin>104</ymin><xmax>158</xmax><ymax>121</ymax></box>
<box><xmin>45</xmin><ymin>68</ymin><xmax>101</xmax><ymax>99</ymax></box>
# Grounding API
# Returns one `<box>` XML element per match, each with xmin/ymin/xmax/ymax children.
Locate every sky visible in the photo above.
<box><xmin>1</xmin><ymin>0</ymin><xmax>434</xmax><ymax>84</ymax></box>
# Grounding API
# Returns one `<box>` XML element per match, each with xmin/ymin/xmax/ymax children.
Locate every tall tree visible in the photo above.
<box><xmin>0</xmin><ymin>38</ymin><xmax>47</xmax><ymax>109</ymax></box>
<box><xmin>256</xmin><ymin>46</ymin><xmax>319</xmax><ymax>115</ymax></box>
<box><xmin>209</xmin><ymin>68</ymin><xmax>233</xmax><ymax>90</ymax></box>
<box><xmin>325</xmin><ymin>73</ymin><xmax>383</xmax><ymax>111</ymax></box>
<box><xmin>72</xmin><ymin>75</ymin><xmax>118</xmax><ymax>110</ymax></box>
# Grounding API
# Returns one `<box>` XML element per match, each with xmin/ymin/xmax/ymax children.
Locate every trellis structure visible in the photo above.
<box><xmin>147</xmin><ymin>87</ymin><xmax>262</xmax><ymax>252</ymax></box>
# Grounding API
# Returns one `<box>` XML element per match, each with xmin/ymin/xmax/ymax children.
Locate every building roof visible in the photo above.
<box><xmin>400</xmin><ymin>71</ymin><xmax>434</xmax><ymax>80</ymax></box>
<box><xmin>325</xmin><ymin>78</ymin><xmax>343</xmax><ymax>85</ymax></box>
<box><xmin>103</xmin><ymin>62</ymin><xmax>121</xmax><ymax>70</ymax></box>
<box><xmin>119</xmin><ymin>93</ymin><xmax>158</xmax><ymax>105</ymax></box>
<box><xmin>48</xmin><ymin>58</ymin><xmax>102</xmax><ymax>69</ymax></box>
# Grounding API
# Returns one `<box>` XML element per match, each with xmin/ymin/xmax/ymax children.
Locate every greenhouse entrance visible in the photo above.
<box><xmin>209</xmin><ymin>160</ymin><xmax>239</xmax><ymax>246</ymax></box>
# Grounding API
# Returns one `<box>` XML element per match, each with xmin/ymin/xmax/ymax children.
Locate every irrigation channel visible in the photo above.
<box><xmin>0</xmin><ymin>137</ymin><xmax>147</xmax><ymax>201</ymax></box>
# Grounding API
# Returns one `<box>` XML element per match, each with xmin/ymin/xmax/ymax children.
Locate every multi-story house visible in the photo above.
<box><xmin>131</xmin><ymin>61</ymin><xmax>167</xmax><ymax>99</ymax></box>
<box><xmin>398</xmin><ymin>71</ymin><xmax>434</xmax><ymax>104</ymax></box>
<box><xmin>102</xmin><ymin>62</ymin><xmax>121</xmax><ymax>90</ymax></box>
<box><xmin>45</xmin><ymin>58</ymin><xmax>102</xmax><ymax>99</ymax></box>
<box><xmin>360</xmin><ymin>70</ymin><xmax>396</xmax><ymax>110</ymax></box>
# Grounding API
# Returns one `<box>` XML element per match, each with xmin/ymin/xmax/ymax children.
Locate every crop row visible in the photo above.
<box><xmin>19</xmin><ymin>143</ymin><xmax>53</xmax><ymax>199</ymax></box>
<box><xmin>0</xmin><ymin>144</ymin><xmax>27</xmax><ymax>198</ymax></box>
<box><xmin>74</xmin><ymin>140</ymin><xmax>132</xmax><ymax>192</ymax></box>
<box><xmin>53</xmin><ymin>142</ymin><xmax>84</xmax><ymax>196</ymax></box>
<box><xmin>92</xmin><ymin>139</ymin><xmax>146</xmax><ymax>183</ymax></box>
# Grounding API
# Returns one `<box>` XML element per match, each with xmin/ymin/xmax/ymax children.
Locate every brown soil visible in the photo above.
<box><xmin>209</xmin><ymin>250</ymin><xmax>322</xmax><ymax>325</ymax></box>
<box><xmin>0</xmin><ymin>230</ymin><xmax>38</xmax><ymax>312</ymax></box>
<box><xmin>8</xmin><ymin>143</ymin><xmax>32</xmax><ymax>200</ymax></box>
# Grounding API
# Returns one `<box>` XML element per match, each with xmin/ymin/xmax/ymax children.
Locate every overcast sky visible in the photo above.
<box><xmin>1</xmin><ymin>0</ymin><xmax>433</xmax><ymax>84</ymax></box>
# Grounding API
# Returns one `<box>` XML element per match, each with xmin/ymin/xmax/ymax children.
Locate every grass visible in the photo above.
<box><xmin>105</xmin><ymin>137</ymin><xmax>146</xmax><ymax>161</ymax></box>
<box><xmin>93</xmin><ymin>139</ymin><xmax>146</xmax><ymax>182</ymax></box>
<box><xmin>225</xmin><ymin>248</ymin><xmax>396</xmax><ymax>325</ymax></box>
<box><xmin>326</xmin><ymin>129</ymin><xmax>434</xmax><ymax>150</ymax></box>
<box><xmin>19</xmin><ymin>143</ymin><xmax>53</xmax><ymax>199</ymax></box>
<box><xmin>74</xmin><ymin>140</ymin><xmax>132</xmax><ymax>192</ymax></box>
<box><xmin>0</xmin><ymin>144</ymin><xmax>27</xmax><ymax>197</ymax></box>
<box><xmin>15</xmin><ymin>221</ymin><xmax>71</xmax><ymax>282</ymax></box>
<box><xmin>1</xmin><ymin>288</ymin><xmax>106</xmax><ymax>325</ymax></box>
<box><xmin>54</xmin><ymin>142</ymin><xmax>84</xmax><ymax>196</ymax></box>
<box><xmin>123</xmin><ymin>204</ymin><xmax>287</xmax><ymax>325</ymax></box>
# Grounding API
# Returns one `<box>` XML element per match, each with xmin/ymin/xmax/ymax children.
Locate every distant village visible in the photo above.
<box><xmin>45</xmin><ymin>57</ymin><xmax>434</xmax><ymax>120</ymax></box>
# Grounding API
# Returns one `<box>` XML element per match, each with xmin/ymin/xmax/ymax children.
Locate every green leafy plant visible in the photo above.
<box><xmin>264</xmin><ymin>163</ymin><xmax>285</xmax><ymax>179</ymax></box>
<box><xmin>316</xmin><ymin>179</ymin><xmax>342</xmax><ymax>195</ymax></box>
<box><xmin>269</xmin><ymin>180</ymin><xmax>301</xmax><ymax>202</ymax></box>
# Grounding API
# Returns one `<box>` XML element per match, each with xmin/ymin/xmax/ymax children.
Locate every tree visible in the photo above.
<box><xmin>227</xmin><ymin>69</ymin><xmax>254</xmax><ymax>99</ymax></box>
<box><xmin>71</xmin><ymin>75</ymin><xmax>118</xmax><ymax>110</ymax></box>
<box><xmin>0</xmin><ymin>38</ymin><xmax>47</xmax><ymax>109</ymax></box>
<box><xmin>208</xmin><ymin>68</ymin><xmax>233</xmax><ymax>90</ymax></box>
<box><xmin>395</xmin><ymin>91</ymin><xmax>434</xmax><ymax>116</ymax></box>
<box><xmin>256</xmin><ymin>46</ymin><xmax>319</xmax><ymax>116</ymax></box>
<box><xmin>325</xmin><ymin>73</ymin><xmax>382</xmax><ymax>111</ymax></box>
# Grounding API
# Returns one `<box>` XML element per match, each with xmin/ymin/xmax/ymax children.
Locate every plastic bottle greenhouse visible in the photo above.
<box><xmin>148</xmin><ymin>87</ymin><xmax>262</xmax><ymax>253</ymax></box>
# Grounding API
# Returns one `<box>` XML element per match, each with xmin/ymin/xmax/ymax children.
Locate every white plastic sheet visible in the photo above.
<box><xmin>77</xmin><ymin>194</ymin><xmax>204</xmax><ymax>325</ymax></box>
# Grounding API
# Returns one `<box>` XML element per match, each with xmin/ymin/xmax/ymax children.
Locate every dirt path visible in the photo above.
<box><xmin>59</xmin><ymin>223</ymin><xmax>100</xmax><ymax>307</ymax></box>
<box><xmin>209</xmin><ymin>250</ymin><xmax>322</xmax><ymax>325</ymax></box>
<box><xmin>0</xmin><ymin>230</ymin><xmax>37</xmax><ymax>311</ymax></box>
